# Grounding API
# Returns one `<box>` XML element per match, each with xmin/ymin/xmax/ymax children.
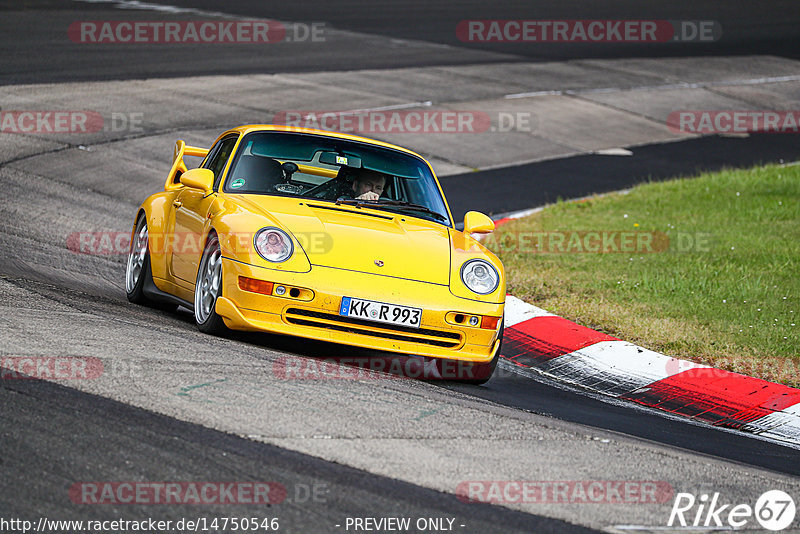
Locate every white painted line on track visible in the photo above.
<box><xmin>594</xmin><ymin>148</ymin><xmax>634</xmax><ymax>156</ymax></box>
<box><xmin>303</xmin><ymin>101</ymin><xmax>434</xmax><ymax>118</ymax></box>
<box><xmin>504</xmin><ymin>74</ymin><xmax>800</xmax><ymax>100</ymax></box>
<box><xmin>73</xmin><ymin>0</ymin><xmax>237</xmax><ymax>18</ymax></box>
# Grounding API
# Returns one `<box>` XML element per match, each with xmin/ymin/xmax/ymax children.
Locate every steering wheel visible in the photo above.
<box><xmin>303</xmin><ymin>178</ymin><xmax>344</xmax><ymax>199</ymax></box>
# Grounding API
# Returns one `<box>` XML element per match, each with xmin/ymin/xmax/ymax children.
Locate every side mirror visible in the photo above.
<box><xmin>463</xmin><ymin>211</ymin><xmax>495</xmax><ymax>234</ymax></box>
<box><xmin>180</xmin><ymin>168</ymin><xmax>214</xmax><ymax>193</ymax></box>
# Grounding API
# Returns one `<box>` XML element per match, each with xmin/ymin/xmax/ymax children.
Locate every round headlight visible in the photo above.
<box><xmin>460</xmin><ymin>259</ymin><xmax>499</xmax><ymax>295</ymax></box>
<box><xmin>254</xmin><ymin>227</ymin><xmax>293</xmax><ymax>263</ymax></box>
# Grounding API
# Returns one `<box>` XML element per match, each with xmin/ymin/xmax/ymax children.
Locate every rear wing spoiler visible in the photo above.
<box><xmin>164</xmin><ymin>140</ymin><xmax>210</xmax><ymax>190</ymax></box>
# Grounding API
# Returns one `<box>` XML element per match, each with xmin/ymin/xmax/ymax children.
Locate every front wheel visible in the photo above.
<box><xmin>458</xmin><ymin>320</ymin><xmax>503</xmax><ymax>385</ymax></box>
<box><xmin>194</xmin><ymin>233</ymin><xmax>227</xmax><ymax>335</ymax></box>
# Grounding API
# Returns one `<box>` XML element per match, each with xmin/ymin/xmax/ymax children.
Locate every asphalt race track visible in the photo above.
<box><xmin>1</xmin><ymin>375</ymin><xmax>595</xmax><ymax>534</ymax></box>
<box><xmin>2</xmin><ymin>1</ymin><xmax>800</xmax><ymax>533</ymax></box>
<box><xmin>442</xmin><ymin>132</ymin><xmax>800</xmax><ymax>221</ymax></box>
<box><xmin>3</xmin><ymin>0</ymin><xmax>800</xmax><ymax>84</ymax></box>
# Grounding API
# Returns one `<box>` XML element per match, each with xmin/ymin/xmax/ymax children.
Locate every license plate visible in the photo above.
<box><xmin>339</xmin><ymin>297</ymin><xmax>422</xmax><ymax>328</ymax></box>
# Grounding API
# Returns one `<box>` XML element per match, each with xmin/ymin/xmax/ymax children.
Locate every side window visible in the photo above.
<box><xmin>203</xmin><ymin>135</ymin><xmax>239</xmax><ymax>191</ymax></box>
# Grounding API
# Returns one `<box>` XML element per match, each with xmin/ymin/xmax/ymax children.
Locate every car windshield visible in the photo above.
<box><xmin>223</xmin><ymin>131</ymin><xmax>451</xmax><ymax>226</ymax></box>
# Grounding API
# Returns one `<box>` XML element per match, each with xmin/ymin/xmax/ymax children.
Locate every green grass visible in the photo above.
<box><xmin>487</xmin><ymin>163</ymin><xmax>800</xmax><ymax>386</ymax></box>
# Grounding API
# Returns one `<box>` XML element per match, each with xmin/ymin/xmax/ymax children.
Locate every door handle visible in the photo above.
<box><xmin>173</xmin><ymin>200</ymin><xmax>182</xmax><ymax>208</ymax></box>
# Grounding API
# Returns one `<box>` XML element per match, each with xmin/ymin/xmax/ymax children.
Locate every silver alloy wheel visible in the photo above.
<box><xmin>195</xmin><ymin>236</ymin><xmax>222</xmax><ymax>324</ymax></box>
<box><xmin>126</xmin><ymin>218</ymin><xmax>148</xmax><ymax>293</ymax></box>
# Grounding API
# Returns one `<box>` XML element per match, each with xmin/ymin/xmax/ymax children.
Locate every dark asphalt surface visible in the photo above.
<box><xmin>443</xmin><ymin>133</ymin><xmax>800</xmax><ymax>220</ymax></box>
<box><xmin>1</xmin><ymin>0</ymin><xmax>799</xmax><ymax>84</ymax></box>
<box><xmin>0</xmin><ymin>371</ymin><xmax>599</xmax><ymax>533</ymax></box>
<box><xmin>453</xmin><ymin>367</ymin><xmax>800</xmax><ymax>477</ymax></box>
<box><xmin>145</xmin><ymin>0</ymin><xmax>800</xmax><ymax>59</ymax></box>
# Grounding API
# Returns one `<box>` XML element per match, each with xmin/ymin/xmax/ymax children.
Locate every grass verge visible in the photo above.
<box><xmin>486</xmin><ymin>162</ymin><xmax>800</xmax><ymax>387</ymax></box>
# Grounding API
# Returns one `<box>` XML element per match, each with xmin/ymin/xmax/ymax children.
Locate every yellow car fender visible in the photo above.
<box><xmin>210</xmin><ymin>196</ymin><xmax>312</xmax><ymax>274</ymax></box>
<box><xmin>448</xmin><ymin>229</ymin><xmax>506</xmax><ymax>304</ymax></box>
<box><xmin>132</xmin><ymin>192</ymin><xmax>179</xmax><ymax>282</ymax></box>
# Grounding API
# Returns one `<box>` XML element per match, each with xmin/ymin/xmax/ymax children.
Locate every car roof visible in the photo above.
<box><xmin>223</xmin><ymin>124</ymin><xmax>430</xmax><ymax>163</ymax></box>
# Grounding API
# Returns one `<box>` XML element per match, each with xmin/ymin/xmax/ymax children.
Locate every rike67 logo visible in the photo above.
<box><xmin>668</xmin><ymin>490</ymin><xmax>796</xmax><ymax>531</ymax></box>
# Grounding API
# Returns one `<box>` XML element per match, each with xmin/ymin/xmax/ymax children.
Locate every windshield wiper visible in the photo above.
<box><xmin>334</xmin><ymin>198</ymin><xmax>447</xmax><ymax>222</ymax></box>
<box><xmin>375</xmin><ymin>200</ymin><xmax>448</xmax><ymax>221</ymax></box>
<box><xmin>334</xmin><ymin>198</ymin><xmax>371</xmax><ymax>208</ymax></box>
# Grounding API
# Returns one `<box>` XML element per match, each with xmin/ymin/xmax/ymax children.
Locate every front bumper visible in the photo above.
<box><xmin>216</xmin><ymin>257</ymin><xmax>503</xmax><ymax>363</ymax></box>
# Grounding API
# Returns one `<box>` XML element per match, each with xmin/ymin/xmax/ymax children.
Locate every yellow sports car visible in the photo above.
<box><xmin>126</xmin><ymin>125</ymin><xmax>505</xmax><ymax>383</ymax></box>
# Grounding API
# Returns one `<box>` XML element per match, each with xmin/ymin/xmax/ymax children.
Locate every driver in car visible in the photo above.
<box><xmin>341</xmin><ymin>169</ymin><xmax>387</xmax><ymax>201</ymax></box>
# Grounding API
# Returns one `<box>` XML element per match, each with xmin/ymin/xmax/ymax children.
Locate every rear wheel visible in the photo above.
<box><xmin>125</xmin><ymin>215</ymin><xmax>177</xmax><ymax>312</ymax></box>
<box><xmin>194</xmin><ymin>233</ymin><xmax>227</xmax><ymax>335</ymax></box>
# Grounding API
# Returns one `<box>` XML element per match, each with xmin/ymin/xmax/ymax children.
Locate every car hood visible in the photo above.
<box><xmin>232</xmin><ymin>196</ymin><xmax>452</xmax><ymax>284</ymax></box>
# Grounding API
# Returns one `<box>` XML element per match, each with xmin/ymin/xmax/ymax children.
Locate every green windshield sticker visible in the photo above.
<box><xmin>230</xmin><ymin>178</ymin><xmax>245</xmax><ymax>189</ymax></box>
<box><xmin>336</xmin><ymin>155</ymin><xmax>348</xmax><ymax>165</ymax></box>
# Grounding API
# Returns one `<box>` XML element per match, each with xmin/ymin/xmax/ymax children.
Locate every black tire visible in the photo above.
<box><xmin>125</xmin><ymin>215</ymin><xmax>177</xmax><ymax>312</ymax></box>
<box><xmin>458</xmin><ymin>320</ymin><xmax>504</xmax><ymax>385</ymax></box>
<box><xmin>194</xmin><ymin>233</ymin><xmax>227</xmax><ymax>335</ymax></box>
